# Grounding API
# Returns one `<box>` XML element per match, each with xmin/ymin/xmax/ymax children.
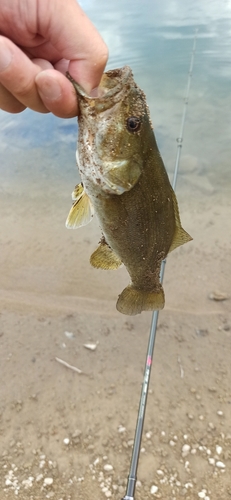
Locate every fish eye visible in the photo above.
<box><xmin>126</xmin><ymin>116</ymin><xmax>141</xmax><ymax>132</ymax></box>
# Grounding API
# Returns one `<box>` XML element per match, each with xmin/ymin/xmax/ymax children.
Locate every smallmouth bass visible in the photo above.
<box><xmin>66</xmin><ymin>66</ymin><xmax>192</xmax><ymax>315</ymax></box>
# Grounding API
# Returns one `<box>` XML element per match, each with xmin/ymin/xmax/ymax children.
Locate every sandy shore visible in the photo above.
<box><xmin>0</xmin><ymin>158</ymin><xmax>231</xmax><ymax>499</ymax></box>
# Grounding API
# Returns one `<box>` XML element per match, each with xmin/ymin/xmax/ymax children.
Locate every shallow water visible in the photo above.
<box><xmin>1</xmin><ymin>0</ymin><xmax>231</xmax><ymax>190</ymax></box>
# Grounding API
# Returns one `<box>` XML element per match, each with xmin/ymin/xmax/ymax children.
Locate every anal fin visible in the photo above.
<box><xmin>168</xmin><ymin>226</ymin><xmax>192</xmax><ymax>253</ymax></box>
<box><xmin>168</xmin><ymin>190</ymin><xmax>192</xmax><ymax>253</ymax></box>
<box><xmin>90</xmin><ymin>239</ymin><xmax>122</xmax><ymax>270</ymax></box>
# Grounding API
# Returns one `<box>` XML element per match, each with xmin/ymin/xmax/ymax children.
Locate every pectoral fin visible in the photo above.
<box><xmin>90</xmin><ymin>239</ymin><xmax>122</xmax><ymax>270</ymax></box>
<box><xmin>71</xmin><ymin>183</ymin><xmax>85</xmax><ymax>201</ymax></box>
<box><xmin>66</xmin><ymin>183</ymin><xmax>94</xmax><ymax>228</ymax></box>
<box><xmin>168</xmin><ymin>190</ymin><xmax>192</xmax><ymax>253</ymax></box>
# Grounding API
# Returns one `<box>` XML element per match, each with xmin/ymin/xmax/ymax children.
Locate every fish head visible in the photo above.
<box><xmin>69</xmin><ymin>67</ymin><xmax>153</xmax><ymax>195</ymax></box>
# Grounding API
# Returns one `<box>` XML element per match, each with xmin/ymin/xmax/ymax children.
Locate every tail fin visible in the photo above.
<box><xmin>116</xmin><ymin>284</ymin><xmax>165</xmax><ymax>316</ymax></box>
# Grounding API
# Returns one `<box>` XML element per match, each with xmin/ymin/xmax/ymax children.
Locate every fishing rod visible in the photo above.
<box><xmin>122</xmin><ymin>29</ymin><xmax>198</xmax><ymax>500</ymax></box>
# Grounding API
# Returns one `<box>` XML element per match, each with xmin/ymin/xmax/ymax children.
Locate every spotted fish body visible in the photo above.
<box><xmin>66</xmin><ymin>66</ymin><xmax>192</xmax><ymax>315</ymax></box>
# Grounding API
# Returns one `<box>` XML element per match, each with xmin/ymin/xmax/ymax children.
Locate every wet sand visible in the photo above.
<box><xmin>0</xmin><ymin>159</ymin><xmax>231</xmax><ymax>499</ymax></box>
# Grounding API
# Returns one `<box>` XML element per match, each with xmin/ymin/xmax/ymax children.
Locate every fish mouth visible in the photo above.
<box><xmin>67</xmin><ymin>66</ymin><xmax>133</xmax><ymax>108</ymax></box>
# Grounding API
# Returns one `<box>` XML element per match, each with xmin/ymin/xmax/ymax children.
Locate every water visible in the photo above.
<box><xmin>1</xmin><ymin>0</ymin><xmax>231</xmax><ymax>191</ymax></box>
<box><xmin>83</xmin><ymin>0</ymin><xmax>231</xmax><ymax>186</ymax></box>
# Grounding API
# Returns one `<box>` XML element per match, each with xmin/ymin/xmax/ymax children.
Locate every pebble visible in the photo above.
<box><xmin>64</xmin><ymin>331</ymin><xmax>74</xmax><ymax>339</ymax></box>
<box><xmin>103</xmin><ymin>464</ymin><xmax>113</xmax><ymax>472</ymax></box>
<box><xmin>63</xmin><ymin>438</ymin><xmax>70</xmax><ymax>445</ymax></box>
<box><xmin>36</xmin><ymin>474</ymin><xmax>43</xmax><ymax>482</ymax></box>
<box><xmin>216</xmin><ymin>445</ymin><xmax>222</xmax><ymax>455</ymax></box>
<box><xmin>5</xmin><ymin>479</ymin><xmax>12</xmax><ymax>486</ymax></box>
<box><xmin>216</xmin><ymin>461</ymin><xmax>225</xmax><ymax>468</ymax></box>
<box><xmin>184</xmin><ymin>460</ymin><xmax>190</xmax><ymax>471</ymax></box>
<box><xmin>208</xmin><ymin>458</ymin><xmax>215</xmax><ymax>465</ymax></box>
<box><xmin>208</xmin><ymin>386</ymin><xmax>217</xmax><ymax>392</ymax></box>
<box><xmin>84</xmin><ymin>343</ymin><xmax>97</xmax><ymax>351</ymax></box>
<box><xmin>150</xmin><ymin>484</ymin><xmax>158</xmax><ymax>494</ymax></box>
<box><xmin>185</xmin><ymin>482</ymin><xmax>193</xmax><ymax>489</ymax></box>
<box><xmin>44</xmin><ymin>477</ymin><xmax>53</xmax><ymax>486</ymax></box>
<box><xmin>118</xmin><ymin>425</ymin><xmax>126</xmax><ymax>433</ymax></box>
<box><xmin>209</xmin><ymin>291</ymin><xmax>228</xmax><ymax>301</ymax></box>
<box><xmin>72</xmin><ymin>429</ymin><xmax>82</xmax><ymax>438</ymax></box>
<box><xmin>105</xmin><ymin>491</ymin><xmax>112</xmax><ymax>498</ymax></box>
<box><xmin>198</xmin><ymin>490</ymin><xmax>206</xmax><ymax>498</ymax></box>
<box><xmin>22</xmin><ymin>477</ymin><xmax>34</xmax><ymax>488</ymax></box>
<box><xmin>182</xmin><ymin>444</ymin><xmax>191</xmax><ymax>457</ymax></box>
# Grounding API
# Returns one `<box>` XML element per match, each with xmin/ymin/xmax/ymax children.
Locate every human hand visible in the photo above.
<box><xmin>0</xmin><ymin>0</ymin><xmax>108</xmax><ymax>117</ymax></box>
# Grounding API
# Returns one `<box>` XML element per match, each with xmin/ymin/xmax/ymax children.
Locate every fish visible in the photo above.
<box><xmin>66</xmin><ymin>66</ymin><xmax>192</xmax><ymax>315</ymax></box>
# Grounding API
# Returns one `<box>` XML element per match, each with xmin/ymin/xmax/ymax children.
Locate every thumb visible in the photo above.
<box><xmin>41</xmin><ymin>0</ymin><xmax>108</xmax><ymax>92</ymax></box>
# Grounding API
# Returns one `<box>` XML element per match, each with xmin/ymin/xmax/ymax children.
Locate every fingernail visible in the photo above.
<box><xmin>0</xmin><ymin>45</ymin><xmax>12</xmax><ymax>72</ymax></box>
<box><xmin>36</xmin><ymin>74</ymin><xmax>62</xmax><ymax>101</ymax></box>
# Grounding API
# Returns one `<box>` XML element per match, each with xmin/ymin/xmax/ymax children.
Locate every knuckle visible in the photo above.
<box><xmin>1</xmin><ymin>101</ymin><xmax>26</xmax><ymax>113</ymax></box>
<box><xmin>0</xmin><ymin>84</ymin><xmax>26</xmax><ymax>113</ymax></box>
<box><xmin>15</xmin><ymin>78</ymin><xmax>35</xmax><ymax>99</ymax></box>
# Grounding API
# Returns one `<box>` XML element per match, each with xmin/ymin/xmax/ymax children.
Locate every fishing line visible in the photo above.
<box><xmin>122</xmin><ymin>29</ymin><xmax>198</xmax><ymax>500</ymax></box>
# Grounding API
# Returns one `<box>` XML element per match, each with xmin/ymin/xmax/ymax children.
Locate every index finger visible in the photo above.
<box><xmin>0</xmin><ymin>36</ymin><xmax>48</xmax><ymax>113</ymax></box>
<box><xmin>39</xmin><ymin>0</ymin><xmax>108</xmax><ymax>93</ymax></box>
